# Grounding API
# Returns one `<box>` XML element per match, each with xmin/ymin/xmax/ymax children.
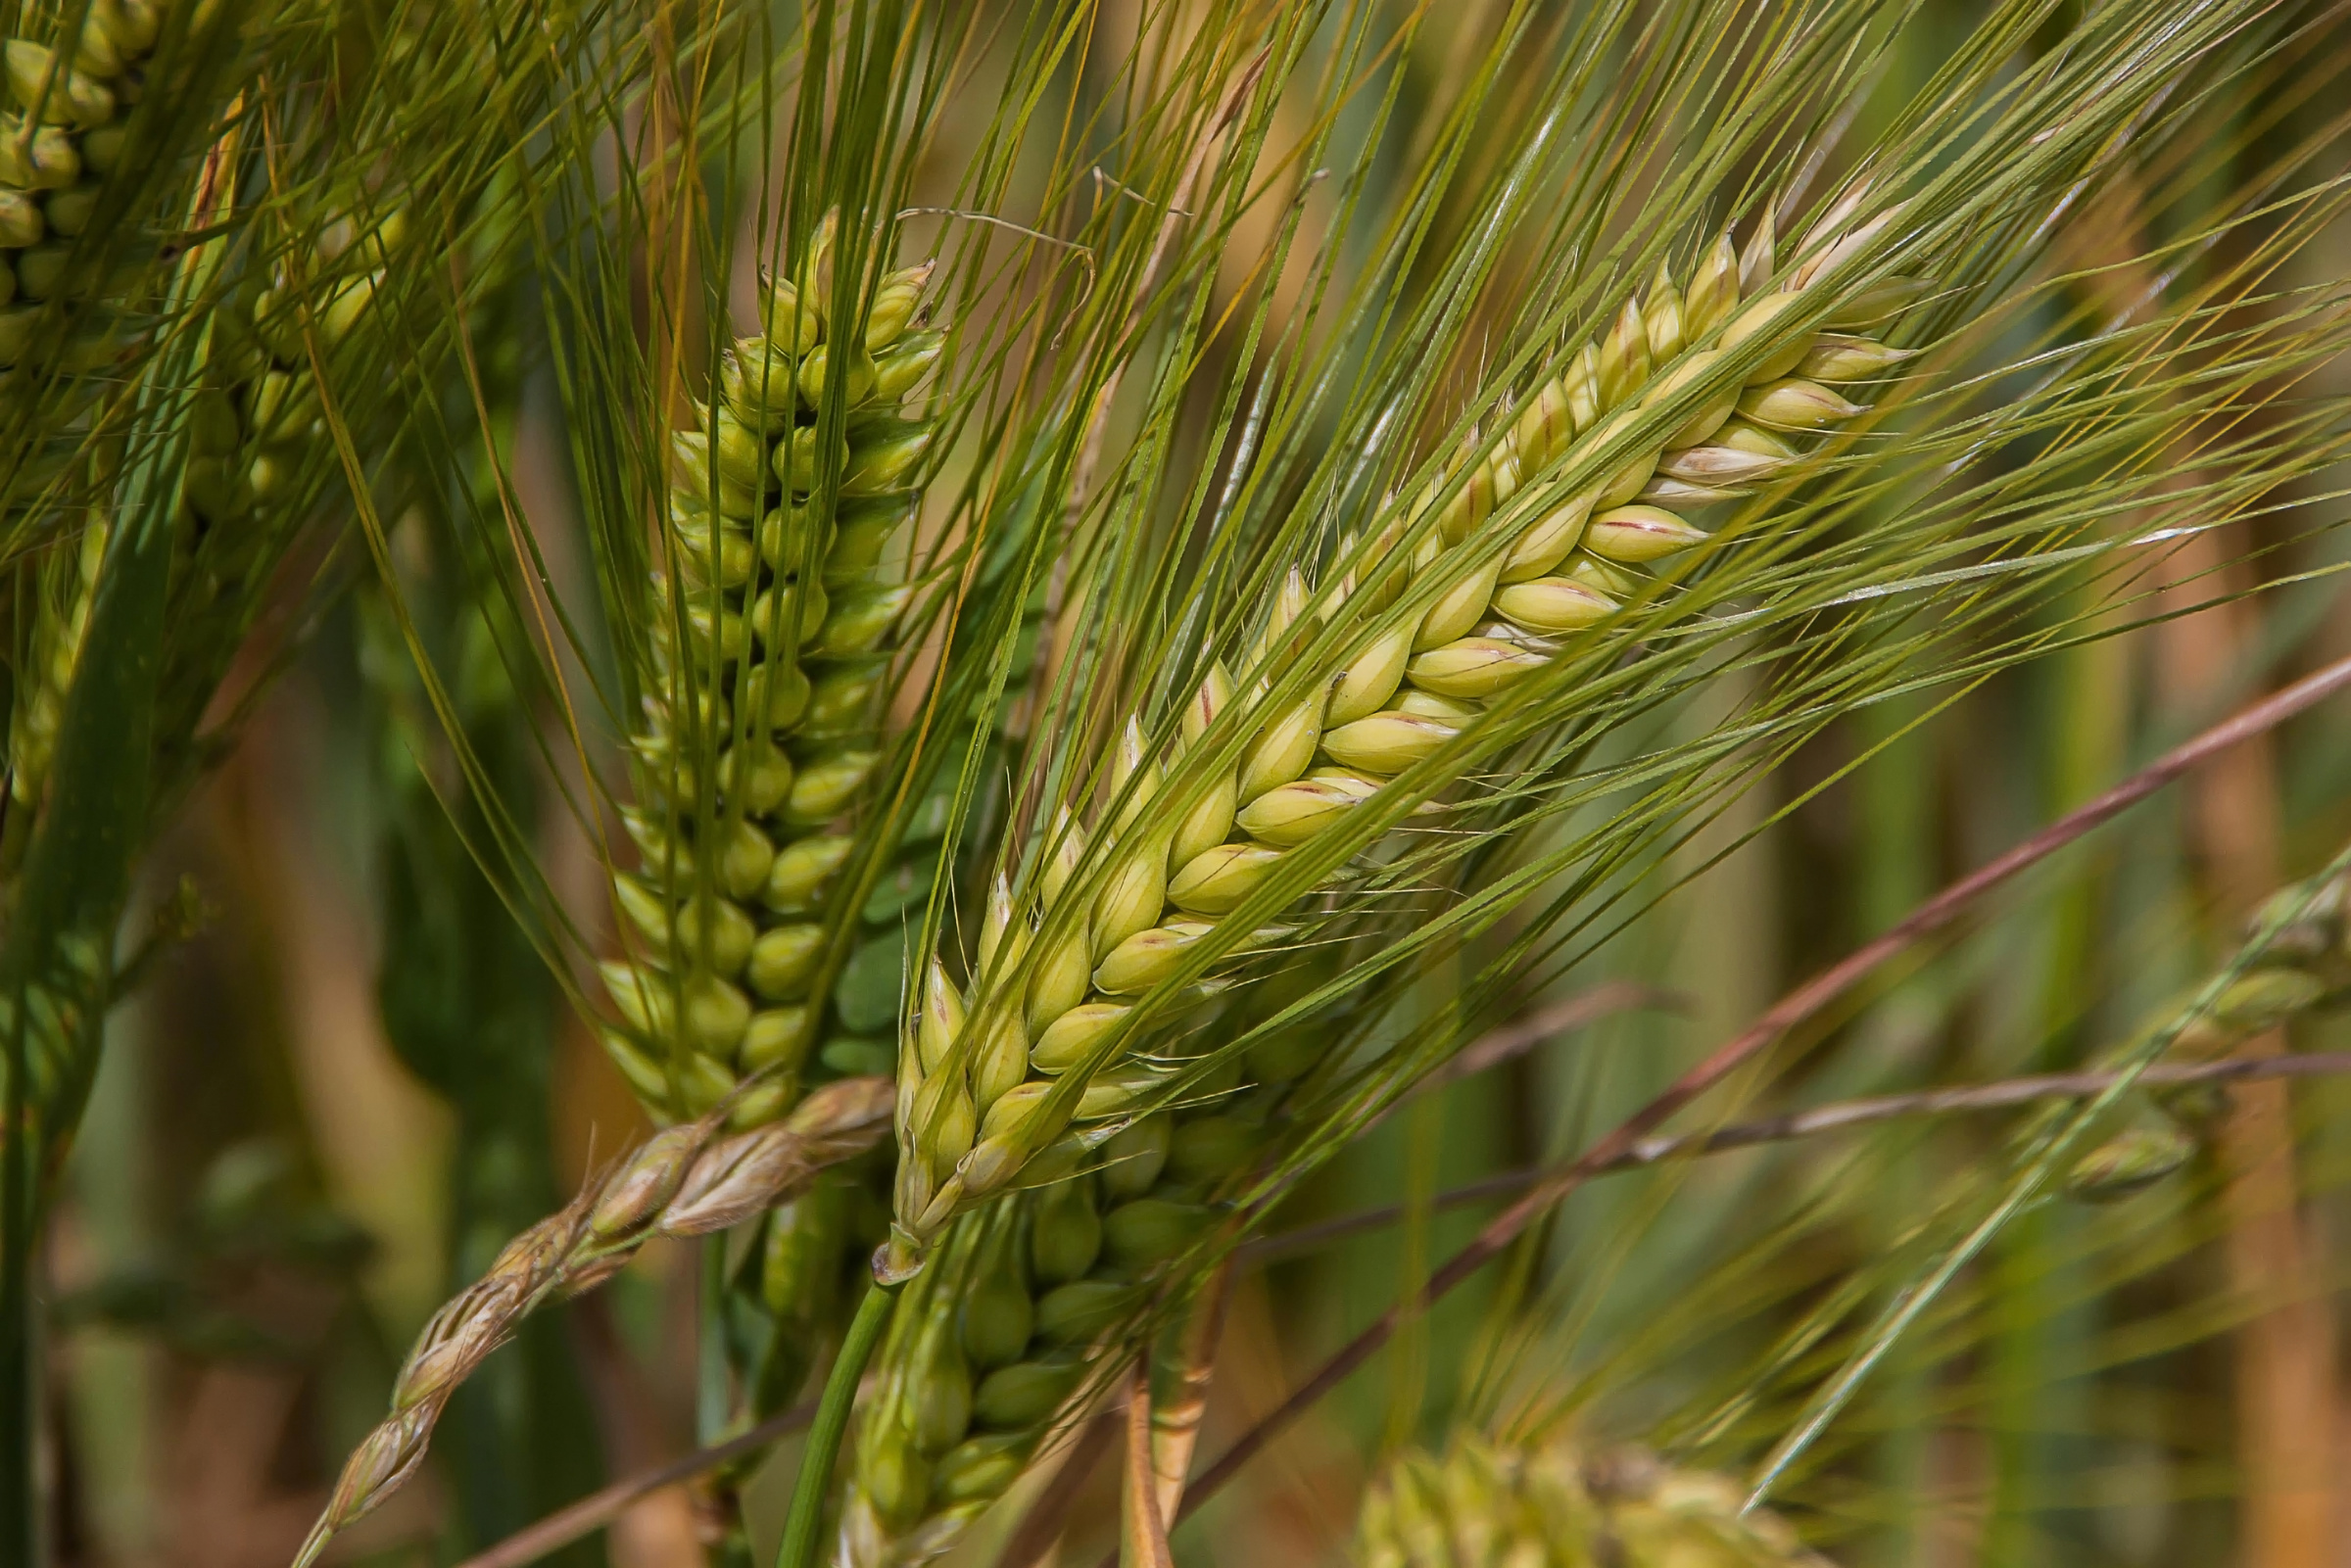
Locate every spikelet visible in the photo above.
<box><xmin>1355</xmin><ymin>1431</ymin><xmax>1831</xmax><ymax>1567</ymax></box>
<box><xmin>599</xmin><ymin>217</ymin><xmax>949</xmax><ymax>1130</ymax></box>
<box><xmin>882</xmin><ymin>203</ymin><xmax>1928</xmax><ymax>1280</ymax></box>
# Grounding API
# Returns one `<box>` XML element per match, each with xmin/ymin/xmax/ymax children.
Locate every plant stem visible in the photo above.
<box><xmin>1238</xmin><ymin>1051</ymin><xmax>2351</xmax><ymax>1264</ymax></box>
<box><xmin>775</xmin><ymin>1275</ymin><xmax>896</xmax><ymax>1568</ymax></box>
<box><xmin>698</xmin><ymin>1238</ymin><xmax>731</xmax><ymax>1448</ymax></box>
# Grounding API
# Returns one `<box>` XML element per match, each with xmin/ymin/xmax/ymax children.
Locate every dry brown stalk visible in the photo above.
<box><xmin>1120</xmin><ymin>1363</ymin><xmax>1176</xmax><ymax>1568</ymax></box>
<box><xmin>1146</xmin><ymin>1260</ymin><xmax>1231</xmax><ymax>1529</ymax></box>
<box><xmin>2157</xmin><ymin>543</ymin><xmax>2334</xmax><ymax>1568</ymax></box>
<box><xmin>288</xmin><ymin>1076</ymin><xmax>892</xmax><ymax>1568</ymax></box>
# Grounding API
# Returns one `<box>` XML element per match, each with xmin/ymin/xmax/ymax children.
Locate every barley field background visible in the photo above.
<box><xmin>11</xmin><ymin>2</ymin><xmax>2351</xmax><ymax>1566</ymax></box>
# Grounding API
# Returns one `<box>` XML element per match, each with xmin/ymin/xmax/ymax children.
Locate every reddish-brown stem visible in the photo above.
<box><xmin>1239</xmin><ymin>1051</ymin><xmax>2351</xmax><ymax>1265</ymax></box>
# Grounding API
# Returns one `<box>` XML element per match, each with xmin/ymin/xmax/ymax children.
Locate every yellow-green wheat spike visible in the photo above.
<box><xmin>886</xmin><ymin>205</ymin><xmax>1926</xmax><ymax>1274</ymax></box>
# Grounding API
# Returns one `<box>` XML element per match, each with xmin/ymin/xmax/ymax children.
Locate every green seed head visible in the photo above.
<box><xmin>872</xmin><ymin>327</ymin><xmax>945</xmax><ymax>401</ymax></box>
<box><xmin>1168</xmin><ymin>1115</ymin><xmax>1256</xmax><ymax>1186</ymax></box>
<box><xmin>910</xmin><ymin>1327</ymin><xmax>974</xmax><ymax>1454</ymax></box>
<box><xmin>959</xmin><ymin>1272</ymin><xmax>1034</xmax><ymax>1370</ymax></box>
<box><xmin>1736</xmin><ymin>376</ymin><xmax>1863</xmax><ymax>431</ymax></box>
<box><xmin>864</xmin><ymin>261</ymin><xmax>934</xmax><ymax>351</ymax></box>
<box><xmin>760</xmin><ymin>273</ymin><xmax>824</xmax><ymax>354</ymax></box>
<box><xmin>671</xmin><ymin>894</ymin><xmax>758</xmax><ymax>978</ymax></box>
<box><xmin>1030</xmin><ymin>1172</ymin><xmax>1102</xmax><ymax>1284</ymax></box>
<box><xmin>1034</xmin><ymin>1278</ymin><xmax>1134</xmax><ymax>1347</ymax></box>
<box><xmin>0</xmin><ymin>188</ymin><xmax>43</xmax><ymax>248</ymax></box>
<box><xmin>1098</xmin><ymin>1113</ymin><xmax>1171</xmax><ymax>1199</ymax></box>
<box><xmin>1582</xmin><ymin>505</ymin><xmax>1708</xmax><ymax>564</ymax></box>
<box><xmin>720</xmin><ymin>336</ymin><xmax>797</xmax><ymax>434</ymax></box>
<box><xmin>933</xmin><ymin>1433</ymin><xmax>1032</xmax><ymax>1505</ymax></box>
<box><xmin>747</xmin><ymin>923</ymin><xmax>826</xmax><ymax>1000</ymax></box>
<box><xmin>811</xmin><ymin>583</ymin><xmax>909</xmax><ymax>658</ymax></box>
<box><xmin>1025</xmin><ymin>920</ymin><xmax>1093</xmax><ymax>1035</ymax></box>
<box><xmin>2213</xmin><ymin>967</ymin><xmax>2327</xmax><ymax>1032</ymax></box>
<box><xmin>857</xmin><ymin>1419</ymin><xmax>932</xmax><ymax>1531</ymax></box>
<box><xmin>1321</xmin><ymin>709</ymin><xmax>1457</xmax><ymax>775</ymax></box>
<box><xmin>971</xmin><ymin>1355</ymin><xmax>1083</xmax><ymax>1430</ymax></box>
<box><xmin>796</xmin><ymin>342</ymin><xmax>878</xmax><ymax>410</ymax></box>
<box><xmin>717</xmin><ymin>740</ymin><xmax>794</xmax><ymax>815</ymax></box>
<box><xmin>738</xmin><ymin>658</ymin><xmax>812</xmax><ymax>732</ymax></box>
<box><xmin>1685</xmin><ymin>232</ymin><xmax>1742</xmax><ymax>340</ymax></box>
<box><xmin>1091</xmin><ymin>920</ymin><xmax>1207</xmax><ymax>996</ymax></box>
<box><xmin>842</xmin><ymin>420</ymin><xmax>936</xmax><ymax>495</ymax></box>
<box><xmin>1029</xmin><ymin>1001</ymin><xmax>1128</xmax><ymax>1075</ymax></box>
<box><xmin>1166</xmin><ymin>842</ymin><xmax>1283</xmax><ymax>917</ymax></box>
<box><xmin>1234</xmin><ymin>775</ymin><xmax>1366</xmax><ymax>846</ymax></box>
<box><xmin>0</xmin><ymin>117</ymin><xmax>78</xmax><ymax>188</ymax></box>
<box><xmin>1795</xmin><ymin>331</ymin><xmax>1909</xmax><ymax>382</ymax></box>
<box><xmin>716</xmin><ymin>818</ymin><xmax>777</xmax><ymax>900</ymax></box>
<box><xmin>762</xmin><ymin>832</ymin><xmax>852</xmax><ymax>913</ymax></box>
<box><xmin>2066</xmin><ymin>1123</ymin><xmax>2196</xmax><ymax>1204</ymax></box>
<box><xmin>6</xmin><ymin>41</ymin><xmax>116</xmax><ymax>129</ymax></box>
<box><xmin>1492</xmin><ymin>576</ymin><xmax>1615</xmax><ymax>635</ymax></box>
<box><xmin>741</xmin><ymin>1004</ymin><xmax>815</xmax><ymax>1075</ymax></box>
<box><xmin>1101</xmin><ymin>1197</ymin><xmax>1212</xmax><ymax>1270</ymax></box>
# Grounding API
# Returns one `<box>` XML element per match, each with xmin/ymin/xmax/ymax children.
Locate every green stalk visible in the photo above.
<box><xmin>777</xmin><ymin>1277</ymin><xmax>898</xmax><ymax>1568</ymax></box>
<box><xmin>700</xmin><ymin>1237</ymin><xmax>733</xmax><ymax>1448</ymax></box>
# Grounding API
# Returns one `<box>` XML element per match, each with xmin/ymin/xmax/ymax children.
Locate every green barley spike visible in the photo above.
<box><xmin>596</xmin><ymin>217</ymin><xmax>948</xmax><ymax>1131</ymax></box>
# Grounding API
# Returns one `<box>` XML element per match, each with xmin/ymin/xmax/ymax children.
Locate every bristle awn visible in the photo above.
<box><xmin>287</xmin><ymin>1077</ymin><xmax>894</xmax><ymax>1568</ymax></box>
<box><xmin>880</xmin><ymin>202</ymin><xmax>1929</xmax><ymax>1280</ymax></box>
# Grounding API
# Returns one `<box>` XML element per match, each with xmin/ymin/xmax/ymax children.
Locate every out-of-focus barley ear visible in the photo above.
<box><xmin>2066</xmin><ymin>1122</ymin><xmax>2197</xmax><ymax>1202</ymax></box>
<box><xmin>1356</xmin><ymin>1432</ymin><xmax>1831</xmax><ymax>1567</ymax></box>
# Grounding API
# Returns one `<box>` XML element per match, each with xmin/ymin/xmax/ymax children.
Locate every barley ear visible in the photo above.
<box><xmin>294</xmin><ymin>1077</ymin><xmax>890</xmax><ymax>1564</ymax></box>
<box><xmin>600</xmin><ymin>219</ymin><xmax>952</xmax><ymax>1132</ymax></box>
<box><xmin>886</xmin><ymin>202</ymin><xmax>1927</xmax><ymax>1269</ymax></box>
